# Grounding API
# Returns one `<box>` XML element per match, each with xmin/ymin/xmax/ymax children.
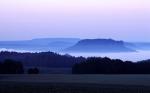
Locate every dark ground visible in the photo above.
<box><xmin>1</xmin><ymin>74</ymin><xmax>150</xmax><ymax>93</ymax></box>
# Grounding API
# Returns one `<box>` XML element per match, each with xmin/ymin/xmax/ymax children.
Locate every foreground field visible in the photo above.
<box><xmin>1</xmin><ymin>74</ymin><xmax>150</xmax><ymax>93</ymax></box>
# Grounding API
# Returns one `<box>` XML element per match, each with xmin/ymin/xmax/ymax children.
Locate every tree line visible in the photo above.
<box><xmin>72</xmin><ymin>57</ymin><xmax>150</xmax><ymax>74</ymax></box>
<box><xmin>1</xmin><ymin>51</ymin><xmax>150</xmax><ymax>74</ymax></box>
<box><xmin>0</xmin><ymin>51</ymin><xmax>85</xmax><ymax>67</ymax></box>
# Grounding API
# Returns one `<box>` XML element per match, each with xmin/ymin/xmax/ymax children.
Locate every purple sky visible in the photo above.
<box><xmin>0</xmin><ymin>0</ymin><xmax>150</xmax><ymax>41</ymax></box>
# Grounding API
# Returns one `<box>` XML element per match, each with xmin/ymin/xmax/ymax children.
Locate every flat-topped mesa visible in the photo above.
<box><xmin>64</xmin><ymin>39</ymin><xmax>135</xmax><ymax>53</ymax></box>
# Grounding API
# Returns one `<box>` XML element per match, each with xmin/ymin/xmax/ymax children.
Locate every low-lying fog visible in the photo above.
<box><xmin>0</xmin><ymin>48</ymin><xmax>150</xmax><ymax>62</ymax></box>
<box><xmin>66</xmin><ymin>50</ymin><xmax>150</xmax><ymax>62</ymax></box>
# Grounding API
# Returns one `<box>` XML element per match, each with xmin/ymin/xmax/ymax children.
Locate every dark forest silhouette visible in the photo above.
<box><xmin>72</xmin><ymin>57</ymin><xmax>150</xmax><ymax>74</ymax></box>
<box><xmin>0</xmin><ymin>51</ymin><xmax>85</xmax><ymax>67</ymax></box>
<box><xmin>1</xmin><ymin>51</ymin><xmax>150</xmax><ymax>74</ymax></box>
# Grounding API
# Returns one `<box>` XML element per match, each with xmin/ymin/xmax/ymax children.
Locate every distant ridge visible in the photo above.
<box><xmin>1</xmin><ymin>38</ymin><xmax>149</xmax><ymax>52</ymax></box>
<box><xmin>0</xmin><ymin>38</ymin><xmax>80</xmax><ymax>52</ymax></box>
<box><xmin>64</xmin><ymin>39</ymin><xmax>135</xmax><ymax>53</ymax></box>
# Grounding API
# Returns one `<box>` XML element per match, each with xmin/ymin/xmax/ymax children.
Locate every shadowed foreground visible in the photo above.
<box><xmin>1</xmin><ymin>74</ymin><xmax>150</xmax><ymax>93</ymax></box>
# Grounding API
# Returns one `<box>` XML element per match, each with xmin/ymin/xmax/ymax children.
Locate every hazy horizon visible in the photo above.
<box><xmin>0</xmin><ymin>0</ymin><xmax>150</xmax><ymax>42</ymax></box>
<box><xmin>1</xmin><ymin>37</ymin><xmax>150</xmax><ymax>43</ymax></box>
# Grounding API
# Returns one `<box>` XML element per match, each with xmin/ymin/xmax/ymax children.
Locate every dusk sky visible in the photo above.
<box><xmin>0</xmin><ymin>0</ymin><xmax>150</xmax><ymax>41</ymax></box>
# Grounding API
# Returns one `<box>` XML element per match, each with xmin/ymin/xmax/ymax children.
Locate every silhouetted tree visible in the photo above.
<box><xmin>0</xmin><ymin>59</ymin><xmax>24</xmax><ymax>74</ymax></box>
<box><xmin>0</xmin><ymin>62</ymin><xmax>2</xmax><ymax>74</ymax></box>
<box><xmin>28</xmin><ymin>68</ymin><xmax>39</xmax><ymax>74</ymax></box>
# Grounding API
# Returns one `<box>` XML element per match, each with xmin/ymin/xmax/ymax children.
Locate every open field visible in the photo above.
<box><xmin>1</xmin><ymin>74</ymin><xmax>150</xmax><ymax>93</ymax></box>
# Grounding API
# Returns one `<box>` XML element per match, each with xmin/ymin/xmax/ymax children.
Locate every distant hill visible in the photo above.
<box><xmin>125</xmin><ymin>42</ymin><xmax>150</xmax><ymax>50</ymax></box>
<box><xmin>64</xmin><ymin>39</ymin><xmax>135</xmax><ymax>53</ymax></box>
<box><xmin>0</xmin><ymin>38</ymin><xmax>80</xmax><ymax>52</ymax></box>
